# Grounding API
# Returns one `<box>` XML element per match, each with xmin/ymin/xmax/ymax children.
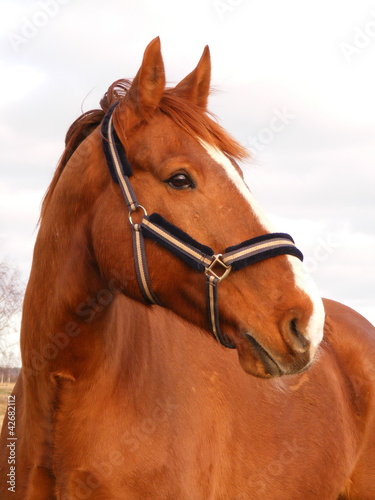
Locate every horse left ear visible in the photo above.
<box><xmin>125</xmin><ymin>37</ymin><xmax>166</xmax><ymax>124</ymax></box>
<box><xmin>172</xmin><ymin>46</ymin><xmax>211</xmax><ymax>108</ymax></box>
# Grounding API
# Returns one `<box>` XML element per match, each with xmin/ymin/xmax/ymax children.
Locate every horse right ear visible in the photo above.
<box><xmin>172</xmin><ymin>46</ymin><xmax>211</xmax><ymax>108</ymax></box>
<box><xmin>122</xmin><ymin>37</ymin><xmax>166</xmax><ymax>128</ymax></box>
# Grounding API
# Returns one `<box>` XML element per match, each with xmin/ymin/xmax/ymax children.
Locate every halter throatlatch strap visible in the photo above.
<box><xmin>101</xmin><ymin>104</ymin><xmax>304</xmax><ymax>350</ymax></box>
<box><xmin>102</xmin><ymin>103</ymin><xmax>158</xmax><ymax>304</ymax></box>
<box><xmin>131</xmin><ymin>221</ymin><xmax>161</xmax><ymax>305</ymax></box>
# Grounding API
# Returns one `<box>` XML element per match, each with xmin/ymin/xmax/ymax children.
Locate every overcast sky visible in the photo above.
<box><xmin>1</xmin><ymin>0</ymin><xmax>374</xmax><ymax>357</ymax></box>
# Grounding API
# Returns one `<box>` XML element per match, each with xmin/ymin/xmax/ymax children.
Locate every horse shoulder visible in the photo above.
<box><xmin>322</xmin><ymin>299</ymin><xmax>375</xmax><ymax>499</ymax></box>
<box><xmin>323</xmin><ymin>298</ymin><xmax>375</xmax><ymax>395</ymax></box>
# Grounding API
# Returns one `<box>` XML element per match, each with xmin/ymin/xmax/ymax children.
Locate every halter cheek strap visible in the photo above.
<box><xmin>101</xmin><ymin>103</ymin><xmax>303</xmax><ymax>349</ymax></box>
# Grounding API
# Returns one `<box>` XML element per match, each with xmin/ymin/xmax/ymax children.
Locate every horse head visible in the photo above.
<box><xmin>64</xmin><ymin>38</ymin><xmax>325</xmax><ymax>378</ymax></box>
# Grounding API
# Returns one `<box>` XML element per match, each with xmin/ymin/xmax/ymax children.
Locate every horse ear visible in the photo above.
<box><xmin>172</xmin><ymin>46</ymin><xmax>211</xmax><ymax>108</ymax></box>
<box><xmin>125</xmin><ymin>37</ymin><xmax>166</xmax><ymax>123</ymax></box>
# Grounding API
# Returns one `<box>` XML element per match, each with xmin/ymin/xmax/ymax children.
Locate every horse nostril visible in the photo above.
<box><xmin>288</xmin><ymin>318</ymin><xmax>310</xmax><ymax>353</ymax></box>
<box><xmin>290</xmin><ymin>318</ymin><xmax>299</xmax><ymax>336</ymax></box>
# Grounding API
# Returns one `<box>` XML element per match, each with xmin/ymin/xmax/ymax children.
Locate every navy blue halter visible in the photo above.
<box><xmin>101</xmin><ymin>103</ymin><xmax>303</xmax><ymax>349</ymax></box>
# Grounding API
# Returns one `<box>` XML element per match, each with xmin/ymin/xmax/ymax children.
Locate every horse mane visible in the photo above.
<box><xmin>41</xmin><ymin>80</ymin><xmax>130</xmax><ymax>216</ymax></box>
<box><xmin>41</xmin><ymin>79</ymin><xmax>248</xmax><ymax>217</ymax></box>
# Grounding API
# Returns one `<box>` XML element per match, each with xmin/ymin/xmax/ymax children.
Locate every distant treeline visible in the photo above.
<box><xmin>0</xmin><ymin>367</ymin><xmax>20</xmax><ymax>383</ymax></box>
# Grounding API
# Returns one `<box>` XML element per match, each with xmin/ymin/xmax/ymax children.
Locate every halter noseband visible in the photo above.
<box><xmin>101</xmin><ymin>103</ymin><xmax>303</xmax><ymax>349</ymax></box>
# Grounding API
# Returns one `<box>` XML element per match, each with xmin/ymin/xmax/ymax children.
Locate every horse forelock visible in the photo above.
<box><xmin>158</xmin><ymin>92</ymin><xmax>248</xmax><ymax>162</ymax></box>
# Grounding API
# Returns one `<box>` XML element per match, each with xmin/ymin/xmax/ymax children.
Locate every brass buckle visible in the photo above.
<box><xmin>205</xmin><ymin>254</ymin><xmax>232</xmax><ymax>283</ymax></box>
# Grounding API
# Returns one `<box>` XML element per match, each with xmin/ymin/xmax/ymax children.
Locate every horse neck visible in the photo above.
<box><xmin>19</xmin><ymin>137</ymin><xmax>132</xmax><ymax>381</ymax></box>
<box><xmin>21</xmin><ymin>194</ymin><xmax>178</xmax><ymax>393</ymax></box>
<box><xmin>19</xmin><ymin>129</ymin><xmax>216</xmax><ymax>395</ymax></box>
<box><xmin>21</xmin><ymin>201</ymin><xmax>235</xmax><ymax>417</ymax></box>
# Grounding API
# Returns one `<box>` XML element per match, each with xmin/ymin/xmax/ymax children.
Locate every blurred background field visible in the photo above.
<box><xmin>0</xmin><ymin>383</ymin><xmax>16</xmax><ymax>429</ymax></box>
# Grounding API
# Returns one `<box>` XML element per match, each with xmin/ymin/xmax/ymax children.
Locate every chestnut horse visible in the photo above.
<box><xmin>1</xmin><ymin>38</ymin><xmax>375</xmax><ymax>499</ymax></box>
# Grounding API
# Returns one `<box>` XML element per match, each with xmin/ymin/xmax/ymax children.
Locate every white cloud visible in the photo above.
<box><xmin>0</xmin><ymin>184</ymin><xmax>42</xmax><ymax>276</ymax></box>
<box><xmin>0</xmin><ymin>1</ymin><xmax>24</xmax><ymax>36</ymax></box>
<box><xmin>0</xmin><ymin>63</ymin><xmax>46</xmax><ymax>108</ymax></box>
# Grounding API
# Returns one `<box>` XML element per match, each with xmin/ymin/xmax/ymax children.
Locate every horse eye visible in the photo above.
<box><xmin>167</xmin><ymin>173</ymin><xmax>194</xmax><ymax>190</ymax></box>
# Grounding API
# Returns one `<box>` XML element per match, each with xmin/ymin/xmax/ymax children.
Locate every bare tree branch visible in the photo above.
<box><xmin>0</xmin><ymin>260</ymin><xmax>23</xmax><ymax>365</ymax></box>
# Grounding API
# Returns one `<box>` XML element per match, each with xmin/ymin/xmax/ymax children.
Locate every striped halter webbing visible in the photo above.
<box><xmin>101</xmin><ymin>103</ymin><xmax>303</xmax><ymax>349</ymax></box>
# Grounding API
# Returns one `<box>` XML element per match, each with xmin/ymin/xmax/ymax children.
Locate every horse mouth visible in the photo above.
<box><xmin>239</xmin><ymin>333</ymin><xmax>283</xmax><ymax>378</ymax></box>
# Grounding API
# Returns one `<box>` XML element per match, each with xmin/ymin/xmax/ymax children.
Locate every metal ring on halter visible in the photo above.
<box><xmin>205</xmin><ymin>254</ymin><xmax>232</xmax><ymax>283</ymax></box>
<box><xmin>128</xmin><ymin>205</ymin><xmax>148</xmax><ymax>226</ymax></box>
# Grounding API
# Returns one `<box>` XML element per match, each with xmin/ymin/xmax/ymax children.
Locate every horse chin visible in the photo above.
<box><xmin>235</xmin><ymin>334</ymin><xmax>283</xmax><ymax>378</ymax></box>
<box><xmin>235</xmin><ymin>333</ymin><xmax>313</xmax><ymax>379</ymax></box>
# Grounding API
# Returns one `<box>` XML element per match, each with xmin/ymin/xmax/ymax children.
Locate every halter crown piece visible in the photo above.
<box><xmin>101</xmin><ymin>102</ymin><xmax>304</xmax><ymax>349</ymax></box>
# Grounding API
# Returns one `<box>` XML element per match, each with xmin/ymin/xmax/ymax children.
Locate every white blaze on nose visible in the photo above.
<box><xmin>200</xmin><ymin>140</ymin><xmax>277</xmax><ymax>232</ymax></box>
<box><xmin>286</xmin><ymin>256</ymin><xmax>325</xmax><ymax>347</ymax></box>
<box><xmin>200</xmin><ymin>140</ymin><xmax>325</xmax><ymax>347</ymax></box>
